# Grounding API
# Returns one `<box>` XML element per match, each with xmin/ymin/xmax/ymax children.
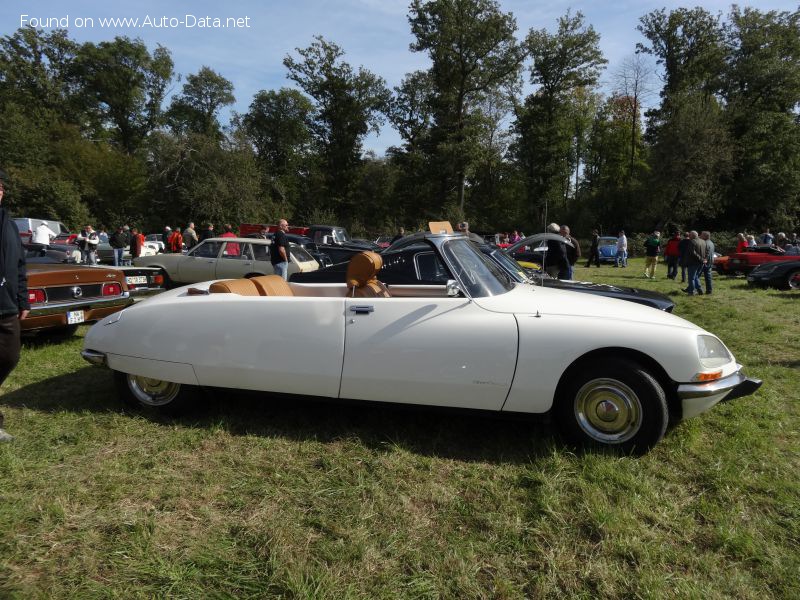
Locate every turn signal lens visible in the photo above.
<box><xmin>28</xmin><ymin>289</ymin><xmax>46</xmax><ymax>304</ymax></box>
<box><xmin>102</xmin><ymin>282</ymin><xmax>122</xmax><ymax>296</ymax></box>
<box><xmin>694</xmin><ymin>371</ymin><xmax>723</xmax><ymax>382</ymax></box>
<box><xmin>153</xmin><ymin>275</ymin><xmax>164</xmax><ymax>285</ymax></box>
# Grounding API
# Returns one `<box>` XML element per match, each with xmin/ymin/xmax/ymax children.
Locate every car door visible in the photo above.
<box><xmin>215</xmin><ymin>242</ymin><xmax>257</xmax><ymax>279</ymax></box>
<box><xmin>176</xmin><ymin>240</ymin><xmax>222</xmax><ymax>283</ymax></box>
<box><xmin>339</xmin><ymin>296</ymin><xmax>518</xmax><ymax>410</ymax></box>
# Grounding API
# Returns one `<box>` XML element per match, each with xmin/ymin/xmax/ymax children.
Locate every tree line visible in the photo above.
<box><xmin>1</xmin><ymin>1</ymin><xmax>798</xmax><ymax>238</ymax></box>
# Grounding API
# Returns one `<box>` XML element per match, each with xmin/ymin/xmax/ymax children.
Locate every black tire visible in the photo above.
<box><xmin>555</xmin><ymin>358</ymin><xmax>668</xmax><ymax>455</ymax></box>
<box><xmin>787</xmin><ymin>269</ymin><xmax>800</xmax><ymax>291</ymax></box>
<box><xmin>113</xmin><ymin>370</ymin><xmax>196</xmax><ymax>415</ymax></box>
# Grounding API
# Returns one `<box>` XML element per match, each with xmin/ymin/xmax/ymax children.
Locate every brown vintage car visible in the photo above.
<box><xmin>23</xmin><ymin>263</ymin><xmax>133</xmax><ymax>334</ymax></box>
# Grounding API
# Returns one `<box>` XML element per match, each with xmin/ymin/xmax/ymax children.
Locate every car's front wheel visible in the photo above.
<box><xmin>556</xmin><ymin>358</ymin><xmax>668</xmax><ymax>455</ymax></box>
<box><xmin>787</xmin><ymin>269</ymin><xmax>800</xmax><ymax>291</ymax></box>
<box><xmin>114</xmin><ymin>371</ymin><xmax>195</xmax><ymax>414</ymax></box>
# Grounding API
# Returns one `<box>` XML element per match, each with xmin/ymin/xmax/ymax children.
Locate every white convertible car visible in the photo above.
<box><xmin>82</xmin><ymin>231</ymin><xmax>761</xmax><ymax>453</ymax></box>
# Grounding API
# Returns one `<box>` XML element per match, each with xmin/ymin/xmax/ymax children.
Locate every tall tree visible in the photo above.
<box><xmin>72</xmin><ymin>37</ymin><xmax>173</xmax><ymax>153</ymax></box>
<box><xmin>722</xmin><ymin>7</ymin><xmax>800</xmax><ymax>230</ymax></box>
<box><xmin>284</xmin><ymin>37</ymin><xmax>390</xmax><ymax>219</ymax></box>
<box><xmin>166</xmin><ymin>66</ymin><xmax>235</xmax><ymax>138</ymax></box>
<box><xmin>514</xmin><ymin>11</ymin><xmax>606</xmax><ymax>225</ymax></box>
<box><xmin>409</xmin><ymin>0</ymin><xmax>523</xmax><ymax>211</ymax></box>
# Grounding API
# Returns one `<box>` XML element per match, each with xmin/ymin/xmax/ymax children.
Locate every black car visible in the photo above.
<box><xmin>291</xmin><ymin>241</ymin><xmax>675</xmax><ymax>312</ymax></box>
<box><xmin>746</xmin><ymin>259</ymin><xmax>800</xmax><ymax>290</ymax></box>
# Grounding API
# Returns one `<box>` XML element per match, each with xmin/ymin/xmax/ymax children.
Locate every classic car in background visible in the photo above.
<box><xmin>25</xmin><ymin>248</ymin><xmax>165</xmax><ymax>298</ymax></box>
<box><xmin>597</xmin><ymin>236</ymin><xmax>620</xmax><ymax>263</ymax></box>
<box><xmin>717</xmin><ymin>245</ymin><xmax>797</xmax><ymax>275</ymax></box>
<box><xmin>243</xmin><ymin>232</ymin><xmax>333</xmax><ymax>268</ymax></box>
<box><xmin>292</xmin><ymin>235</ymin><xmax>675</xmax><ymax>311</ymax></box>
<box><xmin>747</xmin><ymin>259</ymin><xmax>800</xmax><ymax>290</ymax></box>
<box><xmin>133</xmin><ymin>237</ymin><xmax>319</xmax><ymax>287</ymax></box>
<box><xmin>13</xmin><ymin>217</ymin><xmax>69</xmax><ymax>244</ymax></box>
<box><xmin>83</xmin><ymin>232</ymin><xmax>760</xmax><ymax>454</ymax></box>
<box><xmin>24</xmin><ymin>263</ymin><xmax>132</xmax><ymax>335</ymax></box>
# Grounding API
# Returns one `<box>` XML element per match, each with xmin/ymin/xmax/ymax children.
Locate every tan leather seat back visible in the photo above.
<box><xmin>209</xmin><ymin>279</ymin><xmax>261</xmax><ymax>296</ymax></box>
<box><xmin>250</xmin><ymin>275</ymin><xmax>294</xmax><ymax>296</ymax></box>
<box><xmin>346</xmin><ymin>251</ymin><xmax>390</xmax><ymax>298</ymax></box>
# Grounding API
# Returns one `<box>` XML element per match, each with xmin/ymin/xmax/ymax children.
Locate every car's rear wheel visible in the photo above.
<box><xmin>114</xmin><ymin>371</ymin><xmax>195</xmax><ymax>414</ymax></box>
<box><xmin>788</xmin><ymin>269</ymin><xmax>800</xmax><ymax>290</ymax></box>
<box><xmin>556</xmin><ymin>358</ymin><xmax>668</xmax><ymax>455</ymax></box>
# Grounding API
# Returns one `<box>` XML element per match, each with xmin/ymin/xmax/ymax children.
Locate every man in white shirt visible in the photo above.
<box><xmin>32</xmin><ymin>221</ymin><xmax>57</xmax><ymax>246</ymax></box>
<box><xmin>616</xmin><ymin>230</ymin><xmax>628</xmax><ymax>267</ymax></box>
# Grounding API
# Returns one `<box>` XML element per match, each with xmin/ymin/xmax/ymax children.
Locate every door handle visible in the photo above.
<box><xmin>349</xmin><ymin>305</ymin><xmax>374</xmax><ymax>314</ymax></box>
<box><xmin>243</xmin><ymin>262</ymin><xmax>252</xmax><ymax>265</ymax></box>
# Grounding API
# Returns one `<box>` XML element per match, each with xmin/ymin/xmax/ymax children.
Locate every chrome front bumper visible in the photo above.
<box><xmin>677</xmin><ymin>368</ymin><xmax>762</xmax><ymax>420</ymax></box>
<box><xmin>81</xmin><ymin>349</ymin><xmax>107</xmax><ymax>367</ymax></box>
<box><xmin>28</xmin><ymin>293</ymin><xmax>132</xmax><ymax>317</ymax></box>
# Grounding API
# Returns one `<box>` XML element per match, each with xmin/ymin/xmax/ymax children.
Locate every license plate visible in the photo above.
<box><xmin>67</xmin><ymin>310</ymin><xmax>85</xmax><ymax>325</ymax></box>
<box><xmin>126</xmin><ymin>276</ymin><xmax>148</xmax><ymax>285</ymax></box>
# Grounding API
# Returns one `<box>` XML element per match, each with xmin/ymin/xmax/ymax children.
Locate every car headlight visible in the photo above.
<box><xmin>697</xmin><ymin>335</ymin><xmax>731</xmax><ymax>369</ymax></box>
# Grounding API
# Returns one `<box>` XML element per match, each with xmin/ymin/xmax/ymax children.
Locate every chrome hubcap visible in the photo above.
<box><xmin>575</xmin><ymin>378</ymin><xmax>642</xmax><ymax>443</ymax></box>
<box><xmin>127</xmin><ymin>375</ymin><xmax>180</xmax><ymax>406</ymax></box>
<box><xmin>789</xmin><ymin>272</ymin><xmax>800</xmax><ymax>290</ymax></box>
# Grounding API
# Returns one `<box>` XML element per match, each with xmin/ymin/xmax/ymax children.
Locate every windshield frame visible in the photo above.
<box><xmin>439</xmin><ymin>239</ymin><xmax>516</xmax><ymax>298</ymax></box>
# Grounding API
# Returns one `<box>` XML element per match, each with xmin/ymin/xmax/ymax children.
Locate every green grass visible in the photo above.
<box><xmin>2</xmin><ymin>259</ymin><xmax>798</xmax><ymax>598</ymax></box>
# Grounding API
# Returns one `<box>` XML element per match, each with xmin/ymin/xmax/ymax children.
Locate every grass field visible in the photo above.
<box><xmin>1</xmin><ymin>259</ymin><xmax>798</xmax><ymax>598</ymax></box>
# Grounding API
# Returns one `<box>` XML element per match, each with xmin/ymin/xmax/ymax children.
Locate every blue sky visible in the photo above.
<box><xmin>2</xmin><ymin>1</ymin><xmax>797</xmax><ymax>153</ymax></box>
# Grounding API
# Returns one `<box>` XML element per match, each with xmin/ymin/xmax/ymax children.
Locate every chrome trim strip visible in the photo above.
<box><xmin>677</xmin><ymin>368</ymin><xmax>746</xmax><ymax>399</ymax></box>
<box><xmin>28</xmin><ymin>293</ymin><xmax>132</xmax><ymax>317</ymax></box>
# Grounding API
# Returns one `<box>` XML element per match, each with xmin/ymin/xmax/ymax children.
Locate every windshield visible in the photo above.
<box><xmin>485</xmin><ymin>248</ymin><xmax>529</xmax><ymax>284</ymax></box>
<box><xmin>440</xmin><ymin>239</ymin><xmax>515</xmax><ymax>297</ymax></box>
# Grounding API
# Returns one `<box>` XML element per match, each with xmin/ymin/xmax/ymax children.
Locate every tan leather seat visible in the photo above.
<box><xmin>250</xmin><ymin>275</ymin><xmax>294</xmax><ymax>296</ymax></box>
<box><xmin>209</xmin><ymin>279</ymin><xmax>261</xmax><ymax>296</ymax></box>
<box><xmin>346</xmin><ymin>251</ymin><xmax>390</xmax><ymax>298</ymax></box>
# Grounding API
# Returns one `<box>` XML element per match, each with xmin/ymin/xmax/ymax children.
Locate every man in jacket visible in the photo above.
<box><xmin>0</xmin><ymin>179</ymin><xmax>31</xmax><ymax>442</ymax></box>
<box><xmin>183</xmin><ymin>222</ymin><xmax>198</xmax><ymax>249</ymax></box>
<box><xmin>701</xmin><ymin>231</ymin><xmax>715</xmax><ymax>295</ymax></box>
<box><xmin>677</xmin><ymin>231</ymin><xmax>692</xmax><ymax>283</ymax></box>
<box><xmin>615</xmin><ymin>230</ymin><xmax>628</xmax><ymax>267</ymax></box>
<box><xmin>560</xmin><ymin>225</ymin><xmax>581</xmax><ymax>279</ymax></box>
<box><xmin>544</xmin><ymin>223</ymin><xmax>569</xmax><ymax>279</ymax></box>
<box><xmin>109</xmin><ymin>225</ymin><xmax>128</xmax><ymax>266</ymax></box>
<box><xmin>585</xmin><ymin>230</ymin><xmax>600</xmax><ymax>268</ymax></box>
<box><xmin>76</xmin><ymin>225</ymin><xmax>99</xmax><ymax>264</ymax></box>
<box><xmin>682</xmin><ymin>230</ymin><xmax>707</xmax><ymax>295</ymax></box>
<box><xmin>664</xmin><ymin>231</ymin><xmax>681</xmax><ymax>280</ymax></box>
<box><xmin>32</xmin><ymin>221</ymin><xmax>57</xmax><ymax>246</ymax></box>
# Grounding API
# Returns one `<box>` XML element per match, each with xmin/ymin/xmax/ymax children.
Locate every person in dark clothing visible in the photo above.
<box><xmin>270</xmin><ymin>219</ymin><xmax>290</xmax><ymax>280</ymax></box>
<box><xmin>0</xmin><ymin>179</ymin><xmax>31</xmax><ymax>442</ymax></box>
<box><xmin>109</xmin><ymin>225</ymin><xmax>128</xmax><ymax>266</ymax></box>
<box><xmin>682</xmin><ymin>230</ymin><xmax>706</xmax><ymax>295</ymax></box>
<box><xmin>391</xmin><ymin>227</ymin><xmax>405</xmax><ymax>244</ymax></box>
<box><xmin>200</xmin><ymin>223</ymin><xmax>215</xmax><ymax>241</ymax></box>
<box><xmin>585</xmin><ymin>229</ymin><xmax>600</xmax><ymax>267</ymax></box>
<box><xmin>677</xmin><ymin>232</ymin><xmax>692</xmax><ymax>283</ymax></box>
<box><xmin>560</xmin><ymin>225</ymin><xmax>581</xmax><ymax>279</ymax></box>
<box><xmin>544</xmin><ymin>223</ymin><xmax>569</xmax><ymax>279</ymax></box>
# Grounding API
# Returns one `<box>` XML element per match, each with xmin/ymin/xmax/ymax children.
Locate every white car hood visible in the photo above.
<box><xmin>474</xmin><ymin>283</ymin><xmax>699</xmax><ymax>330</ymax></box>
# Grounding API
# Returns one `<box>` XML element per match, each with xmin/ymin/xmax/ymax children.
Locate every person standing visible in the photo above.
<box><xmin>615</xmin><ymin>230</ymin><xmax>628</xmax><ymax>267</ymax></box>
<box><xmin>0</xmin><ymin>179</ymin><xmax>31</xmax><ymax>442</ymax></box>
<box><xmin>701</xmin><ymin>231</ymin><xmax>715</xmax><ymax>295</ymax></box>
<box><xmin>677</xmin><ymin>232</ymin><xmax>691</xmax><ymax>283</ymax></box>
<box><xmin>271</xmin><ymin>219</ymin><xmax>290</xmax><ymax>280</ymax></box>
<box><xmin>683</xmin><ymin>231</ymin><xmax>706</xmax><ymax>295</ymax></box>
<box><xmin>391</xmin><ymin>226</ymin><xmax>405</xmax><ymax>244</ymax></box>
<box><xmin>76</xmin><ymin>225</ymin><xmax>99</xmax><ymax>264</ymax></box>
<box><xmin>183</xmin><ymin>222</ymin><xmax>198</xmax><ymax>250</ymax></box>
<box><xmin>457</xmin><ymin>221</ymin><xmax>483</xmax><ymax>243</ymax></box>
<box><xmin>664</xmin><ymin>231</ymin><xmax>681</xmax><ymax>280</ymax></box>
<box><xmin>130</xmin><ymin>227</ymin><xmax>145</xmax><ymax>260</ymax></box>
<box><xmin>585</xmin><ymin>229</ymin><xmax>600</xmax><ymax>268</ymax></box>
<box><xmin>200</xmin><ymin>223</ymin><xmax>215</xmax><ymax>241</ymax></box>
<box><xmin>560</xmin><ymin>225</ymin><xmax>581</xmax><ymax>279</ymax></box>
<box><xmin>161</xmin><ymin>226</ymin><xmax>172</xmax><ymax>253</ymax></box>
<box><xmin>735</xmin><ymin>233</ymin><xmax>748</xmax><ymax>253</ymax></box>
<box><xmin>97</xmin><ymin>226</ymin><xmax>109</xmax><ymax>244</ymax></box>
<box><xmin>109</xmin><ymin>225</ymin><xmax>128</xmax><ymax>266</ymax></box>
<box><xmin>760</xmin><ymin>228</ymin><xmax>773</xmax><ymax>245</ymax></box>
<box><xmin>32</xmin><ymin>221</ymin><xmax>57</xmax><ymax>246</ymax></box>
<box><xmin>168</xmin><ymin>227</ymin><xmax>184</xmax><ymax>253</ymax></box>
<box><xmin>643</xmin><ymin>230</ymin><xmax>661</xmax><ymax>279</ymax></box>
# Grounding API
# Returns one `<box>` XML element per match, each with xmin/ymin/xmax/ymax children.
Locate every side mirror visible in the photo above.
<box><xmin>446</xmin><ymin>279</ymin><xmax>462</xmax><ymax>297</ymax></box>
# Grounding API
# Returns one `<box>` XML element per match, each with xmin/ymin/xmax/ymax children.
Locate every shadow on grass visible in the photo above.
<box><xmin>1</xmin><ymin>367</ymin><xmax>562</xmax><ymax>464</ymax></box>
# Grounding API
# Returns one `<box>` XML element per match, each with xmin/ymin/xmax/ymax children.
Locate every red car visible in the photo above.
<box><xmin>719</xmin><ymin>246</ymin><xmax>796</xmax><ymax>275</ymax></box>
